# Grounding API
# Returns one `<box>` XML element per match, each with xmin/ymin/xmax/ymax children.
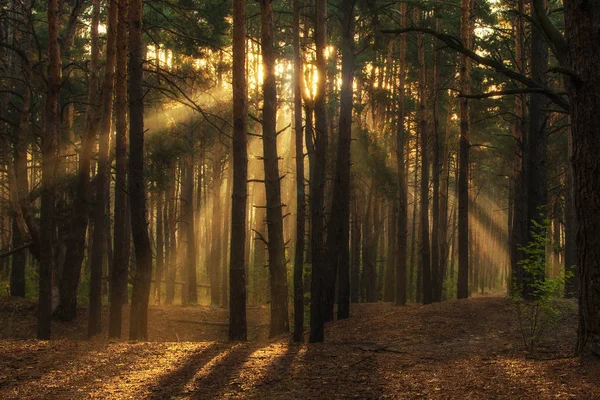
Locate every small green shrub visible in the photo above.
<box><xmin>510</xmin><ymin>218</ymin><xmax>573</xmax><ymax>352</ymax></box>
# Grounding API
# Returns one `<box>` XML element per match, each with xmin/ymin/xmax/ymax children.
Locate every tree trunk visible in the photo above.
<box><xmin>128</xmin><ymin>0</ymin><xmax>152</xmax><ymax>340</ymax></box>
<box><xmin>325</xmin><ymin>0</ymin><xmax>355</xmax><ymax>321</ymax></box>
<box><xmin>395</xmin><ymin>2</ymin><xmax>408</xmax><ymax>306</ymax></box>
<box><xmin>55</xmin><ymin>0</ymin><xmax>100</xmax><ymax>322</ymax></box>
<box><xmin>309</xmin><ymin>0</ymin><xmax>328</xmax><ymax>343</ymax></box>
<box><xmin>457</xmin><ymin>0</ymin><xmax>471</xmax><ymax>300</ymax></box>
<box><xmin>292</xmin><ymin>0</ymin><xmax>305</xmax><ymax>342</ymax></box>
<box><xmin>165</xmin><ymin>163</ymin><xmax>177</xmax><ymax>305</ymax></box>
<box><xmin>155</xmin><ymin>191</ymin><xmax>164</xmax><ymax>304</ymax></box>
<box><xmin>229</xmin><ymin>0</ymin><xmax>248</xmax><ymax>340</ymax></box>
<box><xmin>260</xmin><ymin>0</ymin><xmax>289</xmax><ymax>337</ymax></box>
<box><xmin>562</xmin><ymin>0</ymin><xmax>600</xmax><ymax>358</ymax></box>
<box><xmin>350</xmin><ymin>195</ymin><xmax>361</xmax><ymax>303</ymax></box>
<box><xmin>89</xmin><ymin>0</ymin><xmax>117</xmax><ymax>337</ymax></box>
<box><xmin>38</xmin><ymin>0</ymin><xmax>61</xmax><ymax>339</ymax></box>
<box><xmin>418</xmin><ymin>22</ymin><xmax>432</xmax><ymax>305</ymax></box>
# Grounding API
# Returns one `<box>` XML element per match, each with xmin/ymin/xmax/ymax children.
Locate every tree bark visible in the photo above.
<box><xmin>396</xmin><ymin>4</ymin><xmax>408</xmax><ymax>305</ymax></box>
<box><xmin>229</xmin><ymin>0</ymin><xmax>248</xmax><ymax>341</ymax></box>
<box><xmin>89</xmin><ymin>0</ymin><xmax>117</xmax><ymax>337</ymax></box>
<box><xmin>309</xmin><ymin>0</ymin><xmax>329</xmax><ymax>343</ymax></box>
<box><xmin>128</xmin><ymin>0</ymin><xmax>152</xmax><ymax>340</ymax></box>
<box><xmin>292</xmin><ymin>0</ymin><xmax>305</xmax><ymax>342</ymax></box>
<box><xmin>562</xmin><ymin>0</ymin><xmax>600</xmax><ymax>358</ymax></box>
<box><xmin>325</xmin><ymin>0</ymin><xmax>355</xmax><ymax>320</ymax></box>
<box><xmin>457</xmin><ymin>0</ymin><xmax>472</xmax><ymax>300</ymax></box>
<box><xmin>260</xmin><ymin>0</ymin><xmax>289</xmax><ymax>337</ymax></box>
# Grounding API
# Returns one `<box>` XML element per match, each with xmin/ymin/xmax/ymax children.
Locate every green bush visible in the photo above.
<box><xmin>510</xmin><ymin>218</ymin><xmax>572</xmax><ymax>352</ymax></box>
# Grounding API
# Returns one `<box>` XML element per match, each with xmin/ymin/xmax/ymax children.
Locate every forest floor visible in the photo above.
<box><xmin>0</xmin><ymin>293</ymin><xmax>598</xmax><ymax>399</ymax></box>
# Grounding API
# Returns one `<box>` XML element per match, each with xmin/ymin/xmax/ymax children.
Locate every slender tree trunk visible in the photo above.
<box><xmin>165</xmin><ymin>163</ymin><xmax>177</xmax><ymax>305</ymax></box>
<box><xmin>184</xmin><ymin>148</ymin><xmax>197</xmax><ymax>305</ymax></box>
<box><xmin>128</xmin><ymin>0</ymin><xmax>152</xmax><ymax>340</ymax></box>
<box><xmin>39</xmin><ymin>0</ymin><xmax>61</xmax><ymax>339</ymax></box>
<box><xmin>523</xmin><ymin>0</ymin><xmax>549</xmax><ymax>299</ymax></box>
<box><xmin>309</xmin><ymin>0</ymin><xmax>329</xmax><ymax>343</ymax></box>
<box><xmin>457</xmin><ymin>0</ymin><xmax>472</xmax><ymax>300</ymax></box>
<box><xmin>395</xmin><ymin>3</ymin><xmax>408</xmax><ymax>306</ymax></box>
<box><xmin>155</xmin><ymin>191</ymin><xmax>164</xmax><ymax>304</ymax></box>
<box><xmin>55</xmin><ymin>0</ymin><xmax>100</xmax><ymax>322</ymax></box>
<box><xmin>89</xmin><ymin>0</ymin><xmax>117</xmax><ymax>337</ymax></box>
<box><xmin>292</xmin><ymin>0</ymin><xmax>305</xmax><ymax>342</ymax></box>
<box><xmin>564</xmin><ymin>123</ymin><xmax>577</xmax><ymax>297</ymax></box>
<box><xmin>260</xmin><ymin>0</ymin><xmax>289</xmax><ymax>337</ymax></box>
<box><xmin>325</xmin><ymin>0</ymin><xmax>355</xmax><ymax>320</ymax></box>
<box><xmin>350</xmin><ymin>195</ymin><xmax>361</xmax><ymax>303</ymax></box>
<box><xmin>229</xmin><ymin>0</ymin><xmax>248</xmax><ymax>340</ymax></box>
<box><xmin>418</xmin><ymin>22</ymin><xmax>432</xmax><ymax>305</ymax></box>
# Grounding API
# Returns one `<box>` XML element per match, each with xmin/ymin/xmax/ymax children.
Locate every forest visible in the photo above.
<box><xmin>0</xmin><ymin>0</ymin><xmax>599</xmax><ymax>398</ymax></box>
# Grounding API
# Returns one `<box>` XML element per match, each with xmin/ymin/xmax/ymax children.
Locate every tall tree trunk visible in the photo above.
<box><xmin>229</xmin><ymin>0</ymin><xmax>248</xmax><ymax>340</ymax></box>
<box><xmin>185</xmin><ymin>152</ymin><xmax>198</xmax><ymax>305</ymax></box>
<box><xmin>165</xmin><ymin>163</ymin><xmax>177</xmax><ymax>305</ymax></box>
<box><xmin>350</xmin><ymin>195</ymin><xmax>361</xmax><ymax>303</ymax></box>
<box><xmin>260</xmin><ymin>0</ymin><xmax>289</xmax><ymax>337</ymax></box>
<box><xmin>128</xmin><ymin>0</ymin><xmax>152</xmax><ymax>340</ymax></box>
<box><xmin>523</xmin><ymin>0</ymin><xmax>549</xmax><ymax>299</ymax></box>
<box><xmin>562</xmin><ymin>0</ymin><xmax>600</xmax><ymax>358</ymax></box>
<box><xmin>325</xmin><ymin>0</ymin><xmax>355</xmax><ymax>321</ymax></box>
<box><xmin>89</xmin><ymin>0</ymin><xmax>117</xmax><ymax>337</ymax></box>
<box><xmin>395</xmin><ymin>2</ymin><xmax>408</xmax><ymax>306</ymax></box>
<box><xmin>155</xmin><ymin>191</ymin><xmax>164</xmax><ymax>304</ymax></box>
<box><xmin>55</xmin><ymin>0</ymin><xmax>100</xmax><ymax>322</ymax></box>
<box><xmin>292</xmin><ymin>0</ymin><xmax>305</xmax><ymax>342</ymax></box>
<box><xmin>431</xmin><ymin>3</ymin><xmax>443</xmax><ymax>303</ymax></box>
<box><xmin>418</xmin><ymin>21</ymin><xmax>432</xmax><ymax>305</ymax></box>
<box><xmin>309</xmin><ymin>0</ymin><xmax>328</xmax><ymax>343</ymax></box>
<box><xmin>457</xmin><ymin>0</ymin><xmax>472</xmax><ymax>300</ymax></box>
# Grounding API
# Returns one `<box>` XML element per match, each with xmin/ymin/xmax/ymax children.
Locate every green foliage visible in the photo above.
<box><xmin>510</xmin><ymin>218</ymin><xmax>573</xmax><ymax>352</ymax></box>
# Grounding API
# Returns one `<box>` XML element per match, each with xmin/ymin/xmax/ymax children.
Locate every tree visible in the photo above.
<box><xmin>417</xmin><ymin>11</ymin><xmax>432</xmax><ymax>305</ymax></box>
<box><xmin>128</xmin><ymin>0</ymin><xmax>153</xmax><ymax>340</ymax></box>
<box><xmin>292</xmin><ymin>0</ymin><xmax>305</xmax><ymax>342</ymax></box>
<box><xmin>229</xmin><ymin>0</ymin><xmax>248</xmax><ymax>341</ymax></box>
<box><xmin>325</xmin><ymin>0</ymin><xmax>355</xmax><ymax>321</ymax></box>
<box><xmin>109</xmin><ymin>0</ymin><xmax>130</xmax><ymax>338</ymax></box>
<box><xmin>309</xmin><ymin>0</ymin><xmax>329</xmax><ymax>343</ymax></box>
<box><xmin>395</xmin><ymin>1</ymin><xmax>408</xmax><ymax>307</ymax></box>
<box><xmin>89</xmin><ymin>0</ymin><xmax>118</xmax><ymax>337</ymax></box>
<box><xmin>456</xmin><ymin>0</ymin><xmax>471</xmax><ymax>300</ymax></box>
<box><xmin>38</xmin><ymin>0</ymin><xmax>61</xmax><ymax>339</ymax></box>
<box><xmin>260</xmin><ymin>0</ymin><xmax>289</xmax><ymax>337</ymax></box>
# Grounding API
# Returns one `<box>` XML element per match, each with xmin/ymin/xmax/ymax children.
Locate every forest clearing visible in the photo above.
<box><xmin>1</xmin><ymin>294</ymin><xmax>598</xmax><ymax>399</ymax></box>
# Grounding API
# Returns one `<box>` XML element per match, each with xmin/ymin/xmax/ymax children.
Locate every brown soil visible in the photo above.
<box><xmin>0</xmin><ymin>294</ymin><xmax>598</xmax><ymax>399</ymax></box>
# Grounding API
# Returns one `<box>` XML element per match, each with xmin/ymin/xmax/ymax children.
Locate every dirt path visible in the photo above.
<box><xmin>0</xmin><ymin>295</ymin><xmax>598</xmax><ymax>399</ymax></box>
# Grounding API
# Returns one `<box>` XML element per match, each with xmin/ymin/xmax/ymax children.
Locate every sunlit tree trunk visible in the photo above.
<box><xmin>457</xmin><ymin>0</ymin><xmax>472</xmax><ymax>300</ymax></box>
<box><xmin>260</xmin><ymin>0</ymin><xmax>289</xmax><ymax>337</ymax></box>
<box><xmin>155</xmin><ymin>191</ymin><xmax>164</xmax><ymax>304</ymax></box>
<box><xmin>229</xmin><ymin>0</ymin><xmax>248</xmax><ymax>340</ymax></box>
<box><xmin>309</xmin><ymin>0</ymin><xmax>328</xmax><ymax>342</ymax></box>
<box><xmin>184</xmin><ymin>147</ymin><xmax>197</xmax><ymax>305</ymax></box>
<box><xmin>89</xmin><ymin>0</ymin><xmax>117</xmax><ymax>337</ymax></box>
<box><xmin>292</xmin><ymin>0</ymin><xmax>305</xmax><ymax>342</ymax></box>
<box><xmin>165</xmin><ymin>162</ymin><xmax>177</xmax><ymax>305</ymax></box>
<box><xmin>128</xmin><ymin>0</ymin><xmax>152</xmax><ymax>340</ymax></box>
